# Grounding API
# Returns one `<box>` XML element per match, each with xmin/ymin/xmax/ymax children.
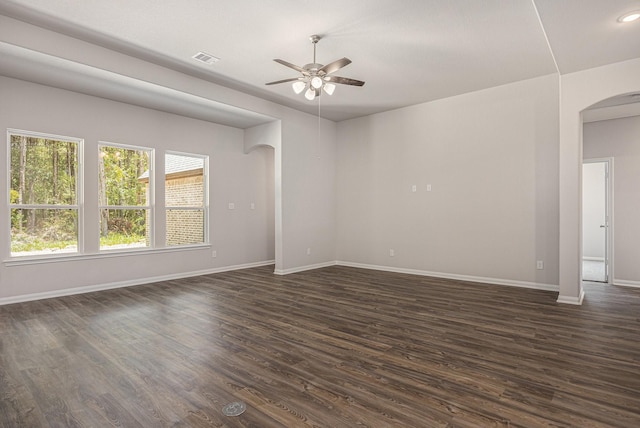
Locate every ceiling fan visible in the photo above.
<box><xmin>266</xmin><ymin>35</ymin><xmax>365</xmax><ymax>100</ymax></box>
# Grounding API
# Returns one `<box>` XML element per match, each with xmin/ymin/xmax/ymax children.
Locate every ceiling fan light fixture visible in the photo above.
<box><xmin>292</xmin><ymin>81</ymin><xmax>307</xmax><ymax>94</ymax></box>
<box><xmin>305</xmin><ymin>87</ymin><xmax>316</xmax><ymax>100</ymax></box>
<box><xmin>311</xmin><ymin>76</ymin><xmax>324</xmax><ymax>89</ymax></box>
<box><xmin>618</xmin><ymin>11</ymin><xmax>640</xmax><ymax>23</ymax></box>
<box><xmin>323</xmin><ymin>83</ymin><xmax>336</xmax><ymax>95</ymax></box>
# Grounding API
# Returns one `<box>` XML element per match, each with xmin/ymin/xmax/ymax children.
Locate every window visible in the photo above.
<box><xmin>7</xmin><ymin>131</ymin><xmax>207</xmax><ymax>259</ymax></box>
<box><xmin>8</xmin><ymin>130</ymin><xmax>82</xmax><ymax>257</ymax></box>
<box><xmin>98</xmin><ymin>143</ymin><xmax>152</xmax><ymax>251</ymax></box>
<box><xmin>165</xmin><ymin>152</ymin><xmax>207</xmax><ymax>246</ymax></box>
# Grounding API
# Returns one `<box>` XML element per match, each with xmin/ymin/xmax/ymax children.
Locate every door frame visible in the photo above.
<box><xmin>582</xmin><ymin>157</ymin><xmax>614</xmax><ymax>284</ymax></box>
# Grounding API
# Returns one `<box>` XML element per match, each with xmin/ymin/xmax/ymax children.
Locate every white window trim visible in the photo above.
<box><xmin>3</xmin><ymin>133</ymin><xmax>213</xmax><ymax>264</ymax></box>
<box><xmin>164</xmin><ymin>150</ymin><xmax>209</xmax><ymax>247</ymax></box>
<box><xmin>98</xmin><ymin>141</ymin><xmax>155</xmax><ymax>251</ymax></box>
<box><xmin>6</xmin><ymin>128</ymin><xmax>84</xmax><ymax>258</ymax></box>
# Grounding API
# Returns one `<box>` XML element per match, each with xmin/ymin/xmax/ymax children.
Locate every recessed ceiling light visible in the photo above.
<box><xmin>617</xmin><ymin>11</ymin><xmax>640</xmax><ymax>23</ymax></box>
<box><xmin>192</xmin><ymin>51</ymin><xmax>220</xmax><ymax>65</ymax></box>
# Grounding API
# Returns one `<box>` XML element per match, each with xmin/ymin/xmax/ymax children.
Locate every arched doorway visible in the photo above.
<box><xmin>244</xmin><ymin>120</ymin><xmax>282</xmax><ymax>272</ymax></box>
<box><xmin>558</xmin><ymin>58</ymin><xmax>640</xmax><ymax>304</ymax></box>
<box><xmin>582</xmin><ymin>94</ymin><xmax>640</xmax><ymax>286</ymax></box>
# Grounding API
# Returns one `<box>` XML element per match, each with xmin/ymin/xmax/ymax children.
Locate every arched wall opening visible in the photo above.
<box><xmin>558</xmin><ymin>58</ymin><xmax>640</xmax><ymax>304</ymax></box>
<box><xmin>244</xmin><ymin>120</ymin><xmax>282</xmax><ymax>272</ymax></box>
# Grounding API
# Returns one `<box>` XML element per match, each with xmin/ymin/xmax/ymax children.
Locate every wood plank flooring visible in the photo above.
<box><xmin>1</xmin><ymin>265</ymin><xmax>640</xmax><ymax>427</ymax></box>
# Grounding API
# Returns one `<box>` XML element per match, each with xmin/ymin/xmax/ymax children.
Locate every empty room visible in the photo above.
<box><xmin>1</xmin><ymin>1</ymin><xmax>640</xmax><ymax>426</ymax></box>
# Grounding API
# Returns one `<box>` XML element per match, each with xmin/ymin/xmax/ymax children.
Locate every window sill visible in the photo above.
<box><xmin>3</xmin><ymin>244</ymin><xmax>211</xmax><ymax>267</ymax></box>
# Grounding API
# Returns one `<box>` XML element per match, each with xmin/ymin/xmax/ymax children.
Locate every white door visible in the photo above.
<box><xmin>582</xmin><ymin>161</ymin><xmax>610</xmax><ymax>283</ymax></box>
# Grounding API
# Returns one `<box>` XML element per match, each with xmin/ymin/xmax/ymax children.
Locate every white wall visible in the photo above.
<box><xmin>278</xmin><ymin>117</ymin><xmax>337</xmax><ymax>273</ymax></box>
<box><xmin>0</xmin><ymin>76</ymin><xmax>274</xmax><ymax>300</ymax></box>
<box><xmin>559</xmin><ymin>57</ymin><xmax>640</xmax><ymax>303</ymax></box>
<box><xmin>581</xmin><ymin>162</ymin><xmax>606</xmax><ymax>260</ymax></box>
<box><xmin>584</xmin><ymin>116</ymin><xmax>640</xmax><ymax>284</ymax></box>
<box><xmin>335</xmin><ymin>74</ymin><xmax>559</xmax><ymax>289</ymax></box>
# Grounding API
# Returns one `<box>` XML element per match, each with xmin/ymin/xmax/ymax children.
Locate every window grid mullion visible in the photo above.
<box><xmin>99</xmin><ymin>205</ymin><xmax>151</xmax><ymax>210</ymax></box>
<box><xmin>10</xmin><ymin>204</ymin><xmax>80</xmax><ymax>210</ymax></box>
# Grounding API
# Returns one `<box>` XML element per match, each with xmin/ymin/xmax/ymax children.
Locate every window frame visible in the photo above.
<box><xmin>4</xmin><ymin>131</ymin><xmax>212</xmax><ymax>265</ymax></box>
<box><xmin>164</xmin><ymin>150</ymin><xmax>209</xmax><ymax>247</ymax></box>
<box><xmin>7</xmin><ymin>128</ymin><xmax>85</xmax><ymax>258</ymax></box>
<box><xmin>98</xmin><ymin>141</ymin><xmax>155</xmax><ymax>252</ymax></box>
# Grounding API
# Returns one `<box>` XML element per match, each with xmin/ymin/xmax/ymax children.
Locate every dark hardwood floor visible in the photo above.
<box><xmin>1</xmin><ymin>266</ymin><xmax>640</xmax><ymax>427</ymax></box>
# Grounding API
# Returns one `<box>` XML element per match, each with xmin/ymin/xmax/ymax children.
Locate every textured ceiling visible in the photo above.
<box><xmin>0</xmin><ymin>0</ymin><xmax>639</xmax><ymax>122</ymax></box>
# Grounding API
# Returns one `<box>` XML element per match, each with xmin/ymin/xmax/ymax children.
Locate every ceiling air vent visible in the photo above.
<box><xmin>192</xmin><ymin>51</ymin><xmax>220</xmax><ymax>65</ymax></box>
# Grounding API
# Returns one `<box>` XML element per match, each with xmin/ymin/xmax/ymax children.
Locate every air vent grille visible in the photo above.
<box><xmin>192</xmin><ymin>52</ymin><xmax>220</xmax><ymax>65</ymax></box>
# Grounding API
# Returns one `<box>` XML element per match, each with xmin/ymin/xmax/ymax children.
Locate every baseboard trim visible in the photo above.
<box><xmin>0</xmin><ymin>260</ymin><xmax>275</xmax><ymax>306</ymax></box>
<box><xmin>274</xmin><ymin>261</ymin><xmax>336</xmax><ymax>275</ymax></box>
<box><xmin>613</xmin><ymin>279</ymin><xmax>640</xmax><ymax>288</ymax></box>
<box><xmin>335</xmin><ymin>261</ymin><xmax>559</xmax><ymax>292</ymax></box>
<box><xmin>557</xmin><ymin>288</ymin><xmax>585</xmax><ymax>305</ymax></box>
<box><xmin>3</xmin><ymin>258</ymin><xmax>569</xmax><ymax>305</ymax></box>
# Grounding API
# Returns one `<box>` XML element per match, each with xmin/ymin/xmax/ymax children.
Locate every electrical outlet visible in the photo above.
<box><xmin>536</xmin><ymin>260</ymin><xmax>544</xmax><ymax>270</ymax></box>
<box><xmin>250</xmin><ymin>202</ymin><xmax>255</xmax><ymax>210</ymax></box>
<box><xmin>212</xmin><ymin>250</ymin><xmax>217</xmax><ymax>258</ymax></box>
<box><xmin>411</xmin><ymin>185</ymin><xmax>417</xmax><ymax>192</ymax></box>
<box><xmin>306</xmin><ymin>247</ymin><xmax>311</xmax><ymax>255</ymax></box>
<box><xmin>228</xmin><ymin>203</ymin><xmax>235</xmax><ymax>210</ymax></box>
<box><xmin>390</xmin><ymin>249</ymin><xmax>395</xmax><ymax>257</ymax></box>
<box><xmin>427</xmin><ymin>184</ymin><xmax>432</xmax><ymax>191</ymax></box>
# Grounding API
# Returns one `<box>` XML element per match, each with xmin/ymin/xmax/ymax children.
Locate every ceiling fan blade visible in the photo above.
<box><xmin>326</xmin><ymin>76</ymin><xmax>365</xmax><ymax>87</ymax></box>
<box><xmin>319</xmin><ymin>57</ymin><xmax>352</xmax><ymax>75</ymax></box>
<box><xmin>274</xmin><ymin>59</ymin><xmax>307</xmax><ymax>74</ymax></box>
<box><xmin>265</xmin><ymin>77</ymin><xmax>303</xmax><ymax>85</ymax></box>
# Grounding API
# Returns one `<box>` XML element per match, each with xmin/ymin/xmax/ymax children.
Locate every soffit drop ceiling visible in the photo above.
<box><xmin>0</xmin><ymin>0</ymin><xmax>639</xmax><ymax>123</ymax></box>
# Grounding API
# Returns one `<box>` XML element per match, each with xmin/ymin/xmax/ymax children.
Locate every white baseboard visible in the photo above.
<box><xmin>335</xmin><ymin>261</ymin><xmax>559</xmax><ymax>292</ymax></box>
<box><xmin>613</xmin><ymin>279</ymin><xmax>640</xmax><ymax>288</ymax></box>
<box><xmin>0</xmin><ymin>260</ymin><xmax>275</xmax><ymax>306</ymax></box>
<box><xmin>274</xmin><ymin>261</ymin><xmax>336</xmax><ymax>275</ymax></box>
<box><xmin>582</xmin><ymin>257</ymin><xmax>605</xmax><ymax>262</ymax></box>
<box><xmin>556</xmin><ymin>288</ymin><xmax>585</xmax><ymax>305</ymax></box>
<box><xmin>2</xmin><ymin>258</ymin><xmax>571</xmax><ymax>305</ymax></box>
